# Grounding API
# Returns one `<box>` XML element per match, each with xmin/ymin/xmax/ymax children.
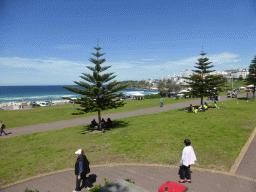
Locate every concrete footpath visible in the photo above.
<box><xmin>1</xmin><ymin>93</ymin><xmax>256</xmax><ymax>192</ymax></box>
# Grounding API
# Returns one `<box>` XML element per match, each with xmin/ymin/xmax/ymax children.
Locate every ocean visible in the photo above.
<box><xmin>0</xmin><ymin>85</ymin><xmax>159</xmax><ymax>103</ymax></box>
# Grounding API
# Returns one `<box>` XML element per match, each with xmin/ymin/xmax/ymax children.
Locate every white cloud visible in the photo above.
<box><xmin>142</xmin><ymin>59</ymin><xmax>155</xmax><ymax>61</ymax></box>
<box><xmin>0</xmin><ymin>52</ymin><xmax>244</xmax><ymax>85</ymax></box>
<box><xmin>207</xmin><ymin>52</ymin><xmax>241</xmax><ymax>64</ymax></box>
<box><xmin>0</xmin><ymin>57</ymin><xmax>87</xmax><ymax>71</ymax></box>
<box><xmin>164</xmin><ymin>52</ymin><xmax>241</xmax><ymax>67</ymax></box>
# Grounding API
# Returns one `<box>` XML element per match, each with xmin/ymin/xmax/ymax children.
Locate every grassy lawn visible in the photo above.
<box><xmin>1</xmin><ymin>97</ymin><xmax>202</xmax><ymax>129</ymax></box>
<box><xmin>0</xmin><ymin>99</ymin><xmax>255</xmax><ymax>186</ymax></box>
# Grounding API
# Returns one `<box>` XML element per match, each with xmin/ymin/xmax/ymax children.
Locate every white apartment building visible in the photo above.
<box><xmin>180</xmin><ymin>69</ymin><xmax>193</xmax><ymax>78</ymax></box>
<box><xmin>230</xmin><ymin>68</ymin><xmax>249</xmax><ymax>80</ymax></box>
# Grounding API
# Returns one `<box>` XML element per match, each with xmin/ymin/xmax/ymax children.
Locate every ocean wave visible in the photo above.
<box><xmin>0</xmin><ymin>94</ymin><xmax>80</xmax><ymax>103</ymax></box>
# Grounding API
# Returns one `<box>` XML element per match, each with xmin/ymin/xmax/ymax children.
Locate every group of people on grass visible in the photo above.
<box><xmin>90</xmin><ymin>118</ymin><xmax>114</xmax><ymax>130</ymax></box>
<box><xmin>186</xmin><ymin>101</ymin><xmax>218</xmax><ymax>113</ymax></box>
<box><xmin>73</xmin><ymin>139</ymin><xmax>197</xmax><ymax>191</ymax></box>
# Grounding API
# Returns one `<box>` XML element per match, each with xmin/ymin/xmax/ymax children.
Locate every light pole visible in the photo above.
<box><xmin>232</xmin><ymin>76</ymin><xmax>233</xmax><ymax>90</ymax></box>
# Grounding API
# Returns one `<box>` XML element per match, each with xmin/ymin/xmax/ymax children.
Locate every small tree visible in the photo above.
<box><xmin>63</xmin><ymin>45</ymin><xmax>128</xmax><ymax>130</ymax></box>
<box><xmin>239</xmin><ymin>75</ymin><xmax>243</xmax><ymax>81</ymax></box>
<box><xmin>246</xmin><ymin>55</ymin><xmax>256</xmax><ymax>100</ymax></box>
<box><xmin>184</xmin><ymin>51</ymin><xmax>226</xmax><ymax>105</ymax></box>
<box><xmin>158</xmin><ymin>81</ymin><xmax>167</xmax><ymax>96</ymax></box>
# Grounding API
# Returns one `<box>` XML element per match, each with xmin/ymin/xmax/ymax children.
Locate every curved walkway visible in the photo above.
<box><xmin>1</xmin><ymin>164</ymin><xmax>255</xmax><ymax>192</ymax></box>
<box><xmin>1</xmin><ymin>93</ymin><xmax>256</xmax><ymax>192</ymax></box>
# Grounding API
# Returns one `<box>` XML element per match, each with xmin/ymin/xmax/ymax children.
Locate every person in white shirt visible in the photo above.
<box><xmin>179</xmin><ymin>139</ymin><xmax>197</xmax><ymax>183</ymax></box>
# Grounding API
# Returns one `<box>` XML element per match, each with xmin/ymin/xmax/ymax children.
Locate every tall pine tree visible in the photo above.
<box><xmin>246</xmin><ymin>55</ymin><xmax>256</xmax><ymax>100</ymax></box>
<box><xmin>184</xmin><ymin>51</ymin><xmax>226</xmax><ymax>105</ymax></box>
<box><xmin>63</xmin><ymin>45</ymin><xmax>128</xmax><ymax>130</ymax></box>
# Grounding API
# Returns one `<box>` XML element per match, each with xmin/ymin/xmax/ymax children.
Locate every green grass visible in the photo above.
<box><xmin>0</xmin><ymin>99</ymin><xmax>255</xmax><ymax>186</ymax></box>
<box><xmin>0</xmin><ymin>97</ymin><xmax>202</xmax><ymax>129</ymax></box>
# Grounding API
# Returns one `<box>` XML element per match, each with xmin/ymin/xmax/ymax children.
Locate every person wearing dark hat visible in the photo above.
<box><xmin>74</xmin><ymin>149</ymin><xmax>93</xmax><ymax>192</ymax></box>
<box><xmin>179</xmin><ymin>139</ymin><xmax>197</xmax><ymax>183</ymax></box>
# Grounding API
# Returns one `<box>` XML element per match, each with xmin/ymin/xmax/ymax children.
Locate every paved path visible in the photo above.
<box><xmin>1</xmin><ymin>93</ymin><xmax>256</xmax><ymax>192</ymax></box>
<box><xmin>1</xmin><ymin>164</ymin><xmax>255</xmax><ymax>192</ymax></box>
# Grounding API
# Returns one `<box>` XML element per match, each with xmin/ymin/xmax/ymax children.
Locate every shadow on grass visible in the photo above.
<box><xmin>237</xmin><ymin>97</ymin><xmax>255</xmax><ymax>101</ymax></box>
<box><xmin>79</xmin><ymin>120</ymin><xmax>130</xmax><ymax>134</ymax></box>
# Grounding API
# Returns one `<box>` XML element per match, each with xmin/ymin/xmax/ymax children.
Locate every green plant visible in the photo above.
<box><xmin>24</xmin><ymin>188</ymin><xmax>50</xmax><ymax>192</ymax></box>
<box><xmin>104</xmin><ymin>178</ymin><xmax>109</xmax><ymax>185</ymax></box>
<box><xmin>25</xmin><ymin>188</ymin><xmax>39</xmax><ymax>192</ymax></box>
<box><xmin>125</xmin><ymin>178</ymin><xmax>135</xmax><ymax>184</ymax></box>
<box><xmin>88</xmin><ymin>184</ymin><xmax>103</xmax><ymax>192</ymax></box>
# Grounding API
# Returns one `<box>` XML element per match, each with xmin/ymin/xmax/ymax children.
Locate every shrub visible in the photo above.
<box><xmin>124</xmin><ymin>178</ymin><xmax>135</xmax><ymax>184</ymax></box>
<box><xmin>104</xmin><ymin>178</ymin><xmax>109</xmax><ymax>185</ymax></box>
<box><xmin>88</xmin><ymin>184</ymin><xmax>103</xmax><ymax>192</ymax></box>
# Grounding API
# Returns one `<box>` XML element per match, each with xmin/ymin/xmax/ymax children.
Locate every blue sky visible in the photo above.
<box><xmin>1</xmin><ymin>0</ymin><xmax>256</xmax><ymax>85</ymax></box>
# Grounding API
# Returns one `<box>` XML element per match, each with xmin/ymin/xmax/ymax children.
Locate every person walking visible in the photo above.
<box><xmin>74</xmin><ymin>149</ymin><xmax>93</xmax><ymax>192</ymax></box>
<box><xmin>179</xmin><ymin>139</ymin><xmax>197</xmax><ymax>183</ymax></box>
<box><xmin>160</xmin><ymin>98</ymin><xmax>163</xmax><ymax>107</ymax></box>
<box><xmin>0</xmin><ymin>121</ymin><xmax>8</xmax><ymax>136</ymax></box>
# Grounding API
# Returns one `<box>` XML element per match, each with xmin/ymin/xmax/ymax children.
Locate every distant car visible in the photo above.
<box><xmin>39</xmin><ymin>102</ymin><xmax>49</xmax><ymax>106</ymax></box>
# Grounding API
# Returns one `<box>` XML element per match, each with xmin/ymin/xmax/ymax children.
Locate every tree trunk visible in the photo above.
<box><xmin>98</xmin><ymin>110</ymin><xmax>102</xmax><ymax>130</ymax></box>
<box><xmin>201</xmin><ymin>96</ymin><xmax>203</xmax><ymax>106</ymax></box>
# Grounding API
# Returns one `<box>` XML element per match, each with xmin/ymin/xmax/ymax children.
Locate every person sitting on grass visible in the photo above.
<box><xmin>203</xmin><ymin>103</ymin><xmax>208</xmax><ymax>110</ymax></box>
<box><xmin>90</xmin><ymin>119</ymin><xmax>98</xmax><ymax>129</ymax></box>
<box><xmin>198</xmin><ymin>105</ymin><xmax>206</xmax><ymax>112</ymax></box>
<box><xmin>187</xmin><ymin>104</ymin><xmax>194</xmax><ymax>113</ymax></box>
<box><xmin>101</xmin><ymin>118</ymin><xmax>106</xmax><ymax>129</ymax></box>
<box><xmin>106</xmin><ymin>118</ymin><xmax>114</xmax><ymax>129</ymax></box>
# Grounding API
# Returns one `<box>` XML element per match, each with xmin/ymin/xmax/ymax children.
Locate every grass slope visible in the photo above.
<box><xmin>1</xmin><ymin>97</ymin><xmax>201</xmax><ymax>129</ymax></box>
<box><xmin>0</xmin><ymin>99</ymin><xmax>255</xmax><ymax>186</ymax></box>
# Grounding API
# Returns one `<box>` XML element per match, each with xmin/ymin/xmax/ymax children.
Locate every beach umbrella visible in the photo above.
<box><xmin>247</xmin><ymin>85</ymin><xmax>254</xmax><ymax>88</ymax></box>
